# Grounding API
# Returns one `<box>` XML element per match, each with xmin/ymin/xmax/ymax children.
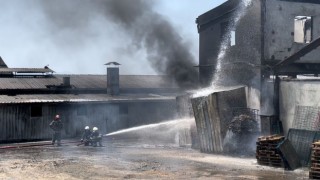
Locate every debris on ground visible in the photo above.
<box><xmin>229</xmin><ymin>114</ymin><xmax>259</xmax><ymax>134</ymax></box>
<box><xmin>224</xmin><ymin>114</ymin><xmax>259</xmax><ymax>155</ymax></box>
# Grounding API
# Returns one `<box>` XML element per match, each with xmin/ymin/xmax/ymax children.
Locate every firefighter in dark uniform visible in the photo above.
<box><xmin>49</xmin><ymin>114</ymin><xmax>63</xmax><ymax>146</ymax></box>
<box><xmin>90</xmin><ymin>127</ymin><xmax>103</xmax><ymax>147</ymax></box>
<box><xmin>81</xmin><ymin>126</ymin><xmax>92</xmax><ymax>146</ymax></box>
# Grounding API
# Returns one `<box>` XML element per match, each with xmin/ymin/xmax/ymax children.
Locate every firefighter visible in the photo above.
<box><xmin>81</xmin><ymin>126</ymin><xmax>92</xmax><ymax>146</ymax></box>
<box><xmin>90</xmin><ymin>127</ymin><xmax>103</xmax><ymax>147</ymax></box>
<box><xmin>49</xmin><ymin>114</ymin><xmax>63</xmax><ymax>146</ymax></box>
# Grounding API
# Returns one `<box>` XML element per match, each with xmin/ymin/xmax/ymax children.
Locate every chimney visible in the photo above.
<box><xmin>105</xmin><ymin>62</ymin><xmax>121</xmax><ymax>95</ymax></box>
<box><xmin>63</xmin><ymin>76</ymin><xmax>71</xmax><ymax>87</ymax></box>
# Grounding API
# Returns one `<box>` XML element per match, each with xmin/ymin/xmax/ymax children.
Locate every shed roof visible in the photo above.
<box><xmin>0</xmin><ymin>93</ymin><xmax>177</xmax><ymax>104</ymax></box>
<box><xmin>0</xmin><ymin>75</ymin><xmax>177</xmax><ymax>90</ymax></box>
<box><xmin>0</xmin><ymin>68</ymin><xmax>54</xmax><ymax>74</ymax></box>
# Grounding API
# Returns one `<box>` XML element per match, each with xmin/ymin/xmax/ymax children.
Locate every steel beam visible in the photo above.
<box><xmin>274</xmin><ymin>36</ymin><xmax>320</xmax><ymax>72</ymax></box>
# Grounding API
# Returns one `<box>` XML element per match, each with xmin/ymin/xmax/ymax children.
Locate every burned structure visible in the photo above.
<box><xmin>0</xmin><ymin>59</ymin><xmax>180</xmax><ymax>142</ymax></box>
<box><xmin>193</xmin><ymin>0</ymin><xmax>320</xmax><ymax>158</ymax></box>
<box><xmin>196</xmin><ymin>0</ymin><xmax>320</xmax><ymax>134</ymax></box>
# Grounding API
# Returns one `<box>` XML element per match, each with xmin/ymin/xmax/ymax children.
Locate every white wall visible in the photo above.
<box><xmin>280</xmin><ymin>80</ymin><xmax>320</xmax><ymax>135</ymax></box>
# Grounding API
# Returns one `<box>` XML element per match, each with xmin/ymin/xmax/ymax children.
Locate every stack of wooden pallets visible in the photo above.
<box><xmin>256</xmin><ymin>135</ymin><xmax>285</xmax><ymax>168</ymax></box>
<box><xmin>310</xmin><ymin>141</ymin><xmax>320</xmax><ymax>179</ymax></box>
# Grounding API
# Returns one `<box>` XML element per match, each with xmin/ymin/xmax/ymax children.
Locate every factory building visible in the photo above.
<box><xmin>0</xmin><ymin>59</ymin><xmax>180</xmax><ymax>142</ymax></box>
<box><xmin>196</xmin><ymin>0</ymin><xmax>320</xmax><ymax>135</ymax></box>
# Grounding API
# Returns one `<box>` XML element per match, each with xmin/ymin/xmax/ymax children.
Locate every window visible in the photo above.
<box><xmin>220</xmin><ymin>22</ymin><xmax>236</xmax><ymax>46</ymax></box>
<box><xmin>294</xmin><ymin>16</ymin><xmax>312</xmax><ymax>43</ymax></box>
<box><xmin>31</xmin><ymin>105</ymin><xmax>42</xmax><ymax>117</ymax></box>
<box><xmin>77</xmin><ymin>106</ymin><xmax>87</xmax><ymax>116</ymax></box>
<box><xmin>230</xmin><ymin>30</ymin><xmax>236</xmax><ymax>46</ymax></box>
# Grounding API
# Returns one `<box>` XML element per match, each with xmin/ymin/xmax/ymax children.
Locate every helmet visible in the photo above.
<box><xmin>93</xmin><ymin>127</ymin><xmax>98</xmax><ymax>131</ymax></box>
<box><xmin>55</xmin><ymin>114</ymin><xmax>60</xmax><ymax>120</ymax></box>
<box><xmin>85</xmin><ymin>126</ymin><xmax>90</xmax><ymax>130</ymax></box>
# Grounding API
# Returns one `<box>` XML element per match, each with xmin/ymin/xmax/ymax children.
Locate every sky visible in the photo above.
<box><xmin>0</xmin><ymin>0</ymin><xmax>226</xmax><ymax>75</ymax></box>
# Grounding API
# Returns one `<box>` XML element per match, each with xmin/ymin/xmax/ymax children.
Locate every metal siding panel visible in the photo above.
<box><xmin>0</xmin><ymin>107</ymin><xmax>5</xmax><ymax>140</ymax></box>
<box><xmin>191</xmin><ymin>97</ymin><xmax>207</xmax><ymax>152</ymax></box>
<box><xmin>203</xmin><ymin>101</ymin><xmax>214</xmax><ymax>152</ymax></box>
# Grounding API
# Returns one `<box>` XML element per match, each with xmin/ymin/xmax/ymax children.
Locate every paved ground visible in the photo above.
<box><xmin>0</xmin><ymin>139</ymin><xmax>309</xmax><ymax>179</ymax></box>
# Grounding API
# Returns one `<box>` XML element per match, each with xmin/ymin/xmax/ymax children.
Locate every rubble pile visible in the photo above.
<box><xmin>228</xmin><ymin>114</ymin><xmax>258</xmax><ymax>134</ymax></box>
<box><xmin>256</xmin><ymin>135</ymin><xmax>285</xmax><ymax>168</ymax></box>
<box><xmin>310</xmin><ymin>140</ymin><xmax>320</xmax><ymax>179</ymax></box>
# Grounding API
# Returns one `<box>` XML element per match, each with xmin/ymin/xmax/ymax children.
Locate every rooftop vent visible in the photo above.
<box><xmin>105</xmin><ymin>62</ymin><xmax>120</xmax><ymax>95</ymax></box>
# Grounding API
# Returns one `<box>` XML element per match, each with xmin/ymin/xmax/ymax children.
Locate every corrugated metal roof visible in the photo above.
<box><xmin>0</xmin><ymin>75</ymin><xmax>177</xmax><ymax>90</ymax></box>
<box><xmin>0</xmin><ymin>94</ymin><xmax>177</xmax><ymax>104</ymax></box>
<box><xmin>0</xmin><ymin>68</ymin><xmax>54</xmax><ymax>73</ymax></box>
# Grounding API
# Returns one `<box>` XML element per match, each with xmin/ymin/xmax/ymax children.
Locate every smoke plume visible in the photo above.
<box><xmin>39</xmin><ymin>0</ymin><xmax>198</xmax><ymax>89</ymax></box>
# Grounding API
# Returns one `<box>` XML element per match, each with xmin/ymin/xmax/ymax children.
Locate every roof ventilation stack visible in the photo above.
<box><xmin>105</xmin><ymin>62</ymin><xmax>120</xmax><ymax>96</ymax></box>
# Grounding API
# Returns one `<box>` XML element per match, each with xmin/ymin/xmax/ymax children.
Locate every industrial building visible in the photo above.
<box><xmin>193</xmin><ymin>0</ymin><xmax>320</xmax><ymax>166</ymax></box>
<box><xmin>0</xmin><ymin>58</ymin><xmax>180</xmax><ymax>142</ymax></box>
<box><xmin>196</xmin><ymin>0</ymin><xmax>320</xmax><ymax>133</ymax></box>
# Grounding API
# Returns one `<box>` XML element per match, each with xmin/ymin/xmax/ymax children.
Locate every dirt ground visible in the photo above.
<box><xmin>0</xmin><ymin>139</ymin><xmax>309</xmax><ymax>180</ymax></box>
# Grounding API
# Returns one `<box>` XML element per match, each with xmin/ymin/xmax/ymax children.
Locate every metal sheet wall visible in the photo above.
<box><xmin>191</xmin><ymin>87</ymin><xmax>248</xmax><ymax>153</ymax></box>
<box><xmin>0</xmin><ymin>100</ymin><xmax>177</xmax><ymax>142</ymax></box>
<box><xmin>191</xmin><ymin>94</ymin><xmax>223</xmax><ymax>153</ymax></box>
<box><xmin>0</xmin><ymin>103</ymin><xmax>118</xmax><ymax>142</ymax></box>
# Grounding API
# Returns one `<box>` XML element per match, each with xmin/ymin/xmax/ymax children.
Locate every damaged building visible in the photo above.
<box><xmin>194</xmin><ymin>0</ymin><xmax>320</xmax><ymax>157</ymax></box>
<box><xmin>0</xmin><ymin>58</ymin><xmax>180</xmax><ymax>142</ymax></box>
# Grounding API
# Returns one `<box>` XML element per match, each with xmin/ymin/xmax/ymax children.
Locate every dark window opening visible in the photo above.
<box><xmin>294</xmin><ymin>16</ymin><xmax>312</xmax><ymax>43</ymax></box>
<box><xmin>77</xmin><ymin>106</ymin><xmax>87</xmax><ymax>116</ymax></box>
<box><xmin>31</xmin><ymin>105</ymin><xmax>42</xmax><ymax>117</ymax></box>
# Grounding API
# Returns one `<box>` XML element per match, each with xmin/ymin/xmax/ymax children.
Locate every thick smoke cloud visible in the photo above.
<box><xmin>39</xmin><ymin>0</ymin><xmax>198</xmax><ymax>89</ymax></box>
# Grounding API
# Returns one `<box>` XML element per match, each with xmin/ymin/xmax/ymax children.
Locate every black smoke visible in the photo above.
<box><xmin>39</xmin><ymin>0</ymin><xmax>198</xmax><ymax>89</ymax></box>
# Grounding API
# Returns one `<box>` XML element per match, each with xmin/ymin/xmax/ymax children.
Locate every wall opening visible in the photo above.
<box><xmin>294</xmin><ymin>16</ymin><xmax>312</xmax><ymax>43</ymax></box>
<box><xmin>31</xmin><ymin>105</ymin><xmax>42</xmax><ymax>117</ymax></box>
<box><xmin>231</xmin><ymin>30</ymin><xmax>236</xmax><ymax>46</ymax></box>
<box><xmin>220</xmin><ymin>21</ymin><xmax>236</xmax><ymax>46</ymax></box>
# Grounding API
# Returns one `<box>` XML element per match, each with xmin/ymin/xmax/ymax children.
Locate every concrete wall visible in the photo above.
<box><xmin>264</xmin><ymin>0</ymin><xmax>320</xmax><ymax>62</ymax></box>
<box><xmin>280</xmin><ymin>80</ymin><xmax>320</xmax><ymax>135</ymax></box>
<box><xmin>198</xmin><ymin>0</ymin><xmax>262</xmax><ymax>88</ymax></box>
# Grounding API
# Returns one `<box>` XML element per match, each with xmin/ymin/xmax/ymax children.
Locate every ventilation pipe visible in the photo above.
<box><xmin>63</xmin><ymin>76</ymin><xmax>71</xmax><ymax>87</ymax></box>
<box><xmin>105</xmin><ymin>62</ymin><xmax>120</xmax><ymax>95</ymax></box>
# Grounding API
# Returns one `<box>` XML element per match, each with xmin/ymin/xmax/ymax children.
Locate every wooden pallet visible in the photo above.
<box><xmin>310</xmin><ymin>171</ymin><xmax>320</xmax><ymax>179</ymax></box>
<box><xmin>256</xmin><ymin>135</ymin><xmax>285</xmax><ymax>168</ymax></box>
<box><xmin>310</xmin><ymin>140</ymin><xmax>320</xmax><ymax>179</ymax></box>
